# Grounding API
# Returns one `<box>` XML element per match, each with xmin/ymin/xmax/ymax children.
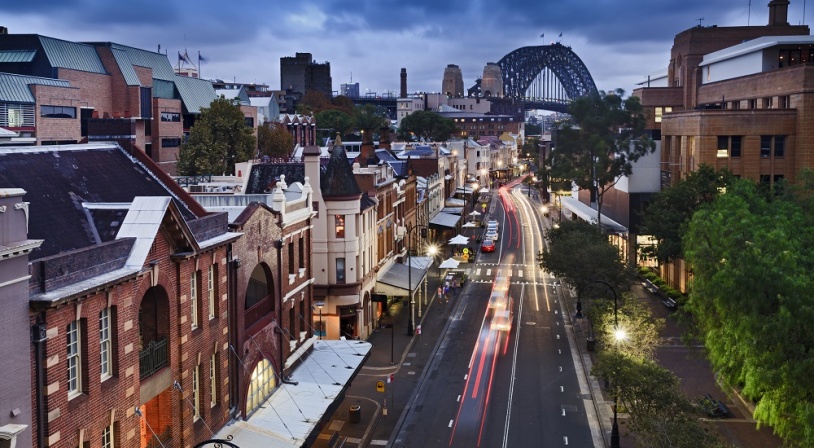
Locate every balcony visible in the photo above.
<box><xmin>139</xmin><ymin>338</ymin><xmax>168</xmax><ymax>379</ymax></box>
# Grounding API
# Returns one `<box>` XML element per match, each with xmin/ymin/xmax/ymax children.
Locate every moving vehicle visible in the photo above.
<box><xmin>491</xmin><ymin>309</ymin><xmax>513</xmax><ymax>331</ymax></box>
<box><xmin>481</xmin><ymin>239</ymin><xmax>495</xmax><ymax>252</ymax></box>
<box><xmin>488</xmin><ymin>291</ymin><xmax>509</xmax><ymax>310</ymax></box>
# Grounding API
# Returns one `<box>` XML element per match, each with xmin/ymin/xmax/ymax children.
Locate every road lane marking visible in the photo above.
<box><xmin>448</xmin><ymin>420</ymin><xmax>454</xmax><ymax>428</ymax></box>
<box><xmin>486</xmin><ymin>268</ymin><xmax>492</xmax><ymax>276</ymax></box>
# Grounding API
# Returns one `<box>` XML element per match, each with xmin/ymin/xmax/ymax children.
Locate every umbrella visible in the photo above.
<box><xmin>439</xmin><ymin>257</ymin><xmax>460</xmax><ymax>269</ymax></box>
<box><xmin>468</xmin><ymin>210</ymin><xmax>481</xmax><ymax>216</ymax></box>
<box><xmin>448</xmin><ymin>235</ymin><xmax>469</xmax><ymax>245</ymax></box>
<box><xmin>462</xmin><ymin>221</ymin><xmax>478</xmax><ymax>228</ymax></box>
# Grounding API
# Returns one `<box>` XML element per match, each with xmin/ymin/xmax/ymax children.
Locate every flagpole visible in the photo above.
<box><xmin>198</xmin><ymin>51</ymin><xmax>202</xmax><ymax>79</ymax></box>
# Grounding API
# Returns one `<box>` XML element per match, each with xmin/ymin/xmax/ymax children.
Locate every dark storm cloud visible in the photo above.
<box><xmin>1</xmin><ymin>0</ymin><xmax>809</xmax><ymax>94</ymax></box>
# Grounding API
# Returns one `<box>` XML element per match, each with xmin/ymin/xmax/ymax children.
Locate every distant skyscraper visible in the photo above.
<box><xmin>442</xmin><ymin>64</ymin><xmax>464</xmax><ymax>97</ymax></box>
<box><xmin>481</xmin><ymin>62</ymin><xmax>503</xmax><ymax>98</ymax></box>
<box><xmin>340</xmin><ymin>82</ymin><xmax>360</xmax><ymax>98</ymax></box>
<box><xmin>280</xmin><ymin>52</ymin><xmax>332</xmax><ymax>97</ymax></box>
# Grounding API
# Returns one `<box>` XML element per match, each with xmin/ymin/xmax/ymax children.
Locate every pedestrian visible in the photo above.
<box><xmin>437</xmin><ymin>286</ymin><xmax>443</xmax><ymax>302</ymax></box>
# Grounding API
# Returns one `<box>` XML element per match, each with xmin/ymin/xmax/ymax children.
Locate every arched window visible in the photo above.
<box><xmin>246</xmin><ymin>358</ymin><xmax>276</xmax><ymax>416</ymax></box>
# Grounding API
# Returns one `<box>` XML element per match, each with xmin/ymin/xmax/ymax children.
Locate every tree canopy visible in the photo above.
<box><xmin>176</xmin><ymin>97</ymin><xmax>255</xmax><ymax>175</ymax></box>
<box><xmin>640</xmin><ymin>165</ymin><xmax>733</xmax><ymax>263</ymax></box>
<box><xmin>397</xmin><ymin>110</ymin><xmax>458</xmax><ymax>141</ymax></box>
<box><xmin>257</xmin><ymin>122</ymin><xmax>294</xmax><ymax>158</ymax></box>
<box><xmin>548</xmin><ymin>89</ymin><xmax>654</xmax><ymax>228</ymax></box>
<box><xmin>683</xmin><ymin>179</ymin><xmax>814</xmax><ymax>446</ymax></box>
<box><xmin>315</xmin><ymin>109</ymin><xmax>354</xmax><ymax>142</ymax></box>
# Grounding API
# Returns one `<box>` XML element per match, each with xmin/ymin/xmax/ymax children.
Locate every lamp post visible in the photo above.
<box><xmin>578</xmin><ymin>279</ymin><xmax>622</xmax><ymax>448</ymax></box>
<box><xmin>317</xmin><ymin>302</ymin><xmax>324</xmax><ymax>340</ymax></box>
<box><xmin>405</xmin><ymin>224</ymin><xmax>431</xmax><ymax>336</ymax></box>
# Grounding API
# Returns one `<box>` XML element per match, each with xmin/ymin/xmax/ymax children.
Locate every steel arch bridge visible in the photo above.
<box><xmin>468</xmin><ymin>43</ymin><xmax>598</xmax><ymax>113</ymax></box>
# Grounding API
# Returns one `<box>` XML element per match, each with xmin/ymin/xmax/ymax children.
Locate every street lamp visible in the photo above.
<box><xmin>405</xmin><ymin>224</ymin><xmax>431</xmax><ymax>336</ymax></box>
<box><xmin>317</xmin><ymin>302</ymin><xmax>323</xmax><ymax>340</ymax></box>
<box><xmin>419</xmin><ymin>244</ymin><xmax>439</xmax><ymax>317</ymax></box>
<box><xmin>578</xmin><ymin>279</ymin><xmax>623</xmax><ymax>448</ymax></box>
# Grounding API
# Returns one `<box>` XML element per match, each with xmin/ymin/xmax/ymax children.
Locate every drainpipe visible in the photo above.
<box><xmin>226</xmin><ymin>244</ymin><xmax>240</xmax><ymax>419</ymax></box>
<box><xmin>32</xmin><ymin>315</ymin><xmax>47</xmax><ymax>448</ymax></box>
<box><xmin>275</xmin><ymin>238</ymin><xmax>285</xmax><ymax>379</ymax></box>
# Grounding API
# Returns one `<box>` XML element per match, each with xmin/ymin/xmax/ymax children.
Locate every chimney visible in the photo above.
<box><xmin>400</xmin><ymin>68</ymin><xmax>407</xmax><ymax>98</ymax></box>
<box><xmin>0</xmin><ymin>26</ymin><xmax>8</xmax><ymax>34</ymax></box>
<box><xmin>768</xmin><ymin>0</ymin><xmax>790</xmax><ymax>26</ymax></box>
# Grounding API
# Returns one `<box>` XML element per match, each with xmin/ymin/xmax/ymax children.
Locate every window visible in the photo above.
<box><xmin>41</xmin><ymin>105</ymin><xmax>76</xmax><ymax>118</ymax></box>
<box><xmin>336</xmin><ymin>258</ymin><xmax>346</xmax><ymax>284</ymax></box>
<box><xmin>244</xmin><ymin>117</ymin><xmax>254</xmax><ymax>127</ymax></box>
<box><xmin>288</xmin><ymin>241</ymin><xmax>295</xmax><ymax>274</ymax></box>
<box><xmin>716</xmin><ymin>136</ymin><xmax>729</xmax><ymax>158</ymax></box>
<box><xmin>749</xmin><ymin>99</ymin><xmax>757</xmax><ymax>109</ymax></box>
<box><xmin>210</xmin><ymin>353</ymin><xmax>218</xmax><ymax>407</ymax></box>
<box><xmin>335</xmin><ymin>215</ymin><xmax>345</xmax><ymax>238</ymax></box>
<box><xmin>774</xmin><ymin>135</ymin><xmax>785</xmax><ymax>158</ymax></box>
<box><xmin>161</xmin><ymin>138</ymin><xmax>181</xmax><ymax>148</ymax></box>
<box><xmin>1</xmin><ymin>103</ymin><xmax>35</xmax><ymax>127</ymax></box>
<box><xmin>191</xmin><ymin>271</ymin><xmax>200</xmax><ymax>329</ymax></box>
<box><xmin>140</xmin><ymin>87</ymin><xmax>152</xmax><ymax>119</ymax></box>
<box><xmin>102</xmin><ymin>423</ymin><xmax>115</xmax><ymax>448</ymax></box>
<box><xmin>100</xmin><ymin>308</ymin><xmax>112</xmax><ymax>380</ymax></box>
<box><xmin>193</xmin><ymin>364</ymin><xmax>201</xmax><ymax>420</ymax></box>
<box><xmin>654</xmin><ymin>106</ymin><xmax>673</xmax><ymax>123</ymax></box>
<box><xmin>160</xmin><ymin>112</ymin><xmax>181</xmax><ymax>122</ymax></box>
<box><xmin>298</xmin><ymin>237</ymin><xmax>305</xmax><ymax>269</ymax></box>
<box><xmin>731</xmin><ymin>136</ymin><xmax>742</xmax><ymax>158</ymax></box>
<box><xmin>208</xmin><ymin>265</ymin><xmax>216</xmax><ymax>320</ymax></box>
<box><xmin>760</xmin><ymin>136</ymin><xmax>772</xmax><ymax>158</ymax></box>
<box><xmin>67</xmin><ymin>320</ymin><xmax>82</xmax><ymax>396</ymax></box>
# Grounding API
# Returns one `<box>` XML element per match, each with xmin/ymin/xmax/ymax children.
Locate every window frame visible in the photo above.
<box><xmin>67</xmin><ymin>320</ymin><xmax>82</xmax><ymax>397</ymax></box>
<box><xmin>40</xmin><ymin>105</ymin><xmax>77</xmax><ymax>119</ymax></box>
<box><xmin>210</xmin><ymin>353</ymin><xmax>217</xmax><ymax>408</ymax></box>
<box><xmin>102</xmin><ymin>423</ymin><xmax>115</xmax><ymax>448</ymax></box>
<box><xmin>99</xmin><ymin>308</ymin><xmax>112</xmax><ymax>380</ymax></box>
<box><xmin>191</xmin><ymin>271</ymin><xmax>199</xmax><ymax>329</ymax></box>
<box><xmin>193</xmin><ymin>364</ymin><xmax>201</xmax><ymax>420</ymax></box>
<box><xmin>336</xmin><ymin>257</ymin><xmax>346</xmax><ymax>284</ymax></box>
<box><xmin>208</xmin><ymin>265</ymin><xmax>216</xmax><ymax>320</ymax></box>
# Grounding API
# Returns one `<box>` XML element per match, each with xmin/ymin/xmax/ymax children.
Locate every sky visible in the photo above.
<box><xmin>2</xmin><ymin>0</ymin><xmax>811</xmax><ymax>96</ymax></box>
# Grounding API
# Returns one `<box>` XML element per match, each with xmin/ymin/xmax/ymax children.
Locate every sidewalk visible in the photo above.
<box><xmin>317</xmin><ymin>261</ymin><xmax>469</xmax><ymax>447</ymax></box>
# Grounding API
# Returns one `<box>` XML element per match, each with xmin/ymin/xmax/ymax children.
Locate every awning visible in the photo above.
<box><xmin>375</xmin><ymin>262</ymin><xmax>427</xmax><ymax>297</ymax></box>
<box><xmin>455</xmin><ymin>186</ymin><xmax>475</xmax><ymax>195</ymax></box>
<box><xmin>407</xmin><ymin>256</ymin><xmax>434</xmax><ymax>270</ymax></box>
<box><xmin>214</xmin><ymin>339</ymin><xmax>371</xmax><ymax>447</ymax></box>
<box><xmin>439</xmin><ymin>257</ymin><xmax>460</xmax><ymax>269</ymax></box>
<box><xmin>560</xmin><ymin>197</ymin><xmax>628</xmax><ymax>235</ymax></box>
<box><xmin>429</xmin><ymin>212</ymin><xmax>461</xmax><ymax>228</ymax></box>
<box><xmin>441</xmin><ymin>206</ymin><xmax>464</xmax><ymax>215</ymax></box>
<box><xmin>445</xmin><ymin>197</ymin><xmax>466</xmax><ymax>207</ymax></box>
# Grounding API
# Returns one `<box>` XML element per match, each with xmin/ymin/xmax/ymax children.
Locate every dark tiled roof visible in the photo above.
<box><xmin>244</xmin><ymin>163</ymin><xmax>305</xmax><ymax>194</ymax></box>
<box><xmin>321</xmin><ymin>143</ymin><xmax>361</xmax><ymax>198</ymax></box>
<box><xmin>0</xmin><ymin>143</ymin><xmax>197</xmax><ymax>260</ymax></box>
<box><xmin>360</xmin><ymin>193</ymin><xmax>376</xmax><ymax>211</ymax></box>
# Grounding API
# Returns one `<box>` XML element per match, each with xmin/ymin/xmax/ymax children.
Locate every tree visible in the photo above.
<box><xmin>315</xmin><ymin>109</ymin><xmax>354</xmax><ymax>142</ymax></box>
<box><xmin>177</xmin><ymin>97</ymin><xmax>255</xmax><ymax>175</ymax></box>
<box><xmin>257</xmin><ymin>122</ymin><xmax>294</xmax><ymax>158</ymax></box>
<box><xmin>684</xmin><ymin>179</ymin><xmax>814</xmax><ymax>446</ymax></box>
<box><xmin>640</xmin><ymin>165</ymin><xmax>733</xmax><ymax>263</ymax></box>
<box><xmin>296</xmin><ymin>90</ymin><xmax>330</xmax><ymax>115</ymax></box>
<box><xmin>592</xmin><ymin>353</ymin><xmax>723</xmax><ymax>448</ymax></box>
<box><xmin>540</xmin><ymin>219</ymin><xmax>631</xmax><ymax>294</ymax></box>
<box><xmin>548</xmin><ymin>89</ymin><xmax>655</xmax><ymax>229</ymax></box>
<box><xmin>397</xmin><ymin>110</ymin><xmax>458</xmax><ymax>141</ymax></box>
<box><xmin>353</xmin><ymin>104</ymin><xmax>389</xmax><ymax>141</ymax></box>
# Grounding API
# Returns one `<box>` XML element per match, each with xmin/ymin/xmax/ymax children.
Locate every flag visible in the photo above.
<box><xmin>539</xmin><ymin>33</ymin><xmax>544</xmax><ymax>38</ymax></box>
<box><xmin>178</xmin><ymin>51</ymin><xmax>192</xmax><ymax>64</ymax></box>
<box><xmin>198</xmin><ymin>51</ymin><xmax>208</xmax><ymax>63</ymax></box>
<box><xmin>558</xmin><ymin>32</ymin><xmax>563</xmax><ymax>37</ymax></box>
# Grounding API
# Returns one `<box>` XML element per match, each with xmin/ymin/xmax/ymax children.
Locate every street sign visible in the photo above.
<box><xmin>315</xmin><ymin>301</ymin><xmax>325</xmax><ymax>307</ymax></box>
<box><xmin>376</xmin><ymin>380</ymin><xmax>385</xmax><ymax>393</ymax></box>
<box><xmin>481</xmin><ymin>203</ymin><xmax>487</xmax><ymax>210</ymax></box>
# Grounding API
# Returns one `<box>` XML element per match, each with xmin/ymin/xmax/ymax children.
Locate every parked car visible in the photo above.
<box><xmin>485</xmin><ymin>229</ymin><xmax>499</xmax><ymax>242</ymax></box>
<box><xmin>487</xmin><ymin>220</ymin><xmax>499</xmax><ymax>231</ymax></box>
<box><xmin>481</xmin><ymin>239</ymin><xmax>495</xmax><ymax>252</ymax></box>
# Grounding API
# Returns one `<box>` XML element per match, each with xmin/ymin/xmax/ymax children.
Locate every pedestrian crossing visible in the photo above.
<box><xmin>468</xmin><ymin>266</ymin><xmax>556</xmax><ymax>287</ymax></box>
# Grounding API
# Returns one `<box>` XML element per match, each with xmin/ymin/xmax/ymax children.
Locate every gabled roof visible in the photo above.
<box><xmin>174</xmin><ymin>75</ymin><xmax>217</xmax><ymax>114</ymax></box>
<box><xmin>244</xmin><ymin>162</ymin><xmax>306</xmax><ymax>194</ymax></box>
<box><xmin>0</xmin><ymin>72</ymin><xmax>73</xmax><ymax>103</ymax></box>
<box><xmin>321</xmin><ymin>140</ymin><xmax>361</xmax><ymax>198</ymax></box>
<box><xmin>0</xmin><ymin>143</ymin><xmax>199</xmax><ymax>260</ymax></box>
<box><xmin>38</xmin><ymin>35</ymin><xmax>107</xmax><ymax>74</ymax></box>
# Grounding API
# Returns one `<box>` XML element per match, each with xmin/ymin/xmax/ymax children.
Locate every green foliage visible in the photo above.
<box><xmin>641</xmin><ymin>165</ymin><xmax>733</xmax><ymax>263</ymax></box>
<box><xmin>397</xmin><ymin>110</ymin><xmax>458</xmax><ymax>141</ymax></box>
<box><xmin>592</xmin><ymin>353</ymin><xmax>723</xmax><ymax>447</ymax></box>
<box><xmin>683</xmin><ymin>178</ymin><xmax>814</xmax><ymax>446</ymax></box>
<box><xmin>257</xmin><ymin>122</ymin><xmax>294</xmax><ymax>158</ymax></box>
<box><xmin>525</xmin><ymin>122</ymin><xmax>542</xmax><ymax>135</ymax></box>
<box><xmin>315</xmin><ymin>109</ymin><xmax>354</xmax><ymax>142</ymax></box>
<box><xmin>592</xmin><ymin>293</ymin><xmax>663</xmax><ymax>360</ymax></box>
<box><xmin>177</xmin><ymin>97</ymin><xmax>255</xmax><ymax>175</ymax></box>
<box><xmin>548</xmin><ymin>89</ymin><xmax>655</xmax><ymax>227</ymax></box>
<box><xmin>541</xmin><ymin>219</ymin><xmax>631</xmax><ymax>294</ymax></box>
<box><xmin>353</xmin><ymin>104</ymin><xmax>389</xmax><ymax>140</ymax></box>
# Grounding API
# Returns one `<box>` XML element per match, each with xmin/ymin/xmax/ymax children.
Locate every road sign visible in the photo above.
<box><xmin>376</xmin><ymin>380</ymin><xmax>385</xmax><ymax>393</ymax></box>
<box><xmin>388</xmin><ymin>373</ymin><xmax>394</xmax><ymax>383</ymax></box>
<box><xmin>481</xmin><ymin>203</ymin><xmax>487</xmax><ymax>210</ymax></box>
<box><xmin>315</xmin><ymin>301</ymin><xmax>325</xmax><ymax>307</ymax></box>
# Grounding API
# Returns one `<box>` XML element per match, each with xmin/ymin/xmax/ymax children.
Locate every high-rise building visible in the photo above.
<box><xmin>481</xmin><ymin>63</ymin><xmax>504</xmax><ymax>98</ymax></box>
<box><xmin>442</xmin><ymin>64</ymin><xmax>464</xmax><ymax>97</ymax></box>
<box><xmin>280</xmin><ymin>52</ymin><xmax>332</xmax><ymax>98</ymax></box>
<box><xmin>340</xmin><ymin>82</ymin><xmax>360</xmax><ymax>98</ymax></box>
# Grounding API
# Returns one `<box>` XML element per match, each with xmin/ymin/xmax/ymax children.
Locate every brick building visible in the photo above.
<box><xmin>632</xmin><ymin>0</ymin><xmax>813</xmax><ymax>289</ymax></box>
<box><xmin>0</xmin><ymin>33</ymin><xmax>257</xmax><ymax>175</ymax></box>
<box><xmin>0</xmin><ymin>142</ymin><xmax>239</xmax><ymax>448</ymax></box>
<box><xmin>279</xmin><ymin>53</ymin><xmax>332</xmax><ymax>98</ymax></box>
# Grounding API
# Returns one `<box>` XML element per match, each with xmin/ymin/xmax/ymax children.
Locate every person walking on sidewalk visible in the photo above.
<box><xmin>437</xmin><ymin>286</ymin><xmax>444</xmax><ymax>303</ymax></box>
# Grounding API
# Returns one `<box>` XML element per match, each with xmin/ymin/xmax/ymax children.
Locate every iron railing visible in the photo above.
<box><xmin>139</xmin><ymin>338</ymin><xmax>168</xmax><ymax>379</ymax></box>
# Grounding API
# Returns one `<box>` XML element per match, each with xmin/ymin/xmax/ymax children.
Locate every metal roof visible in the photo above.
<box><xmin>110</xmin><ymin>47</ymin><xmax>141</xmax><ymax>86</ymax></box>
<box><xmin>0</xmin><ymin>72</ymin><xmax>72</xmax><ymax>103</ymax></box>
<box><xmin>0</xmin><ymin>50</ymin><xmax>36</xmax><ymax>63</ymax></box>
<box><xmin>173</xmin><ymin>75</ymin><xmax>217</xmax><ymax>114</ymax></box>
<box><xmin>38</xmin><ymin>36</ymin><xmax>106</xmax><ymax>74</ymax></box>
<box><xmin>112</xmin><ymin>44</ymin><xmax>177</xmax><ymax>81</ymax></box>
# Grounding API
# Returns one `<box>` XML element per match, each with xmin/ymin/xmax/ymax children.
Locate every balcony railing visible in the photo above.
<box><xmin>145</xmin><ymin>428</ymin><xmax>171</xmax><ymax>448</ymax></box>
<box><xmin>139</xmin><ymin>338</ymin><xmax>168</xmax><ymax>379</ymax></box>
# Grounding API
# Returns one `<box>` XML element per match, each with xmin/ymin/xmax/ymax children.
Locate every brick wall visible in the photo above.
<box><xmin>31</xmin><ymin>84</ymin><xmax>82</xmax><ymax>144</ymax></box>
<box><xmin>58</xmin><ymin>68</ymin><xmax>113</xmax><ymax>118</ymax></box>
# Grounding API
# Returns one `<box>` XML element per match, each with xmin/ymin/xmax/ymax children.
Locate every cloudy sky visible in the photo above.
<box><xmin>2</xmin><ymin>0</ymin><xmax>811</xmax><ymax>95</ymax></box>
